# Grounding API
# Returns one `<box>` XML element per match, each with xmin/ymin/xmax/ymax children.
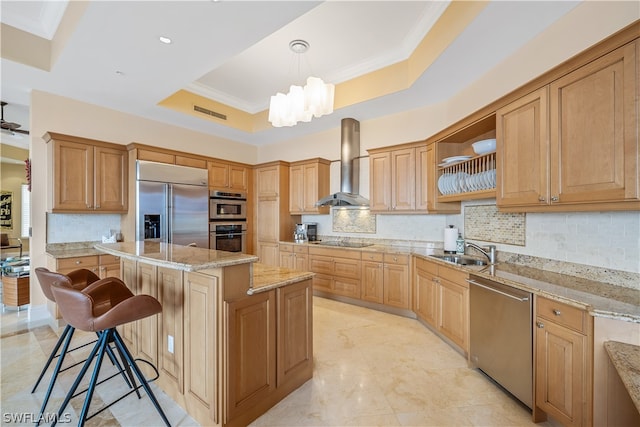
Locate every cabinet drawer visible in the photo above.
<box><xmin>333</xmin><ymin>277</ymin><xmax>361</xmax><ymax>299</ymax></box>
<box><xmin>279</xmin><ymin>244</ymin><xmax>293</xmax><ymax>253</ymax></box>
<box><xmin>293</xmin><ymin>245</ymin><xmax>309</xmax><ymax>254</ymax></box>
<box><xmin>384</xmin><ymin>253</ymin><xmax>409</xmax><ymax>265</ymax></box>
<box><xmin>57</xmin><ymin>255</ymin><xmax>99</xmax><ymax>270</ymax></box>
<box><xmin>334</xmin><ymin>259</ymin><xmax>361</xmax><ymax>280</ymax></box>
<box><xmin>415</xmin><ymin>257</ymin><xmax>438</xmax><ymax>276</ymax></box>
<box><xmin>309</xmin><ymin>256</ymin><xmax>334</xmax><ymax>275</ymax></box>
<box><xmin>362</xmin><ymin>252</ymin><xmax>384</xmax><ymax>262</ymax></box>
<box><xmin>308</xmin><ymin>246</ymin><xmax>361</xmax><ymax>260</ymax></box>
<box><xmin>438</xmin><ymin>264</ymin><xmax>468</xmax><ymax>285</ymax></box>
<box><xmin>537</xmin><ymin>297</ymin><xmax>586</xmax><ymax>333</ymax></box>
<box><xmin>99</xmin><ymin>254</ymin><xmax>120</xmax><ymax>265</ymax></box>
<box><xmin>312</xmin><ymin>274</ymin><xmax>333</xmax><ymax>292</ymax></box>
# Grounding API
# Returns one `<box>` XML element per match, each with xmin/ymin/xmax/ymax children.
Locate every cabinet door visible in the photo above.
<box><xmin>256</xmin><ymin>166</ymin><xmax>279</xmax><ymax>197</ymax></box>
<box><xmin>229</xmin><ymin>165</ymin><xmax>248</xmax><ymax>191</ymax></box>
<box><xmin>549</xmin><ymin>42</ymin><xmax>638</xmax><ymax>204</ymax></box>
<box><xmin>293</xmin><ymin>254</ymin><xmax>308</xmax><ymax>271</ymax></box>
<box><xmin>137</xmin><ymin>262</ymin><xmax>158</xmax><ymax>371</ymax></box>
<box><xmin>391</xmin><ymin>148</ymin><xmax>416</xmax><ymax>211</ymax></box>
<box><xmin>208</xmin><ymin>161</ymin><xmax>229</xmax><ymax>189</ymax></box>
<box><xmin>279</xmin><ymin>252</ymin><xmax>294</xmax><ymax>269</ymax></box>
<box><xmin>289</xmin><ymin>165</ymin><xmax>304</xmax><ymax>213</ymax></box>
<box><xmin>303</xmin><ymin>162</ymin><xmax>322</xmax><ymax>212</ymax></box>
<box><xmin>416</xmin><ymin>145</ymin><xmax>428</xmax><ymax>211</ymax></box>
<box><xmin>120</xmin><ymin>258</ymin><xmax>138</xmax><ymax>354</ymax></box>
<box><xmin>384</xmin><ymin>263</ymin><xmax>410</xmax><ymax>309</ymax></box>
<box><xmin>226</xmin><ymin>290</ymin><xmax>276</xmax><ymax>422</ymax></box>
<box><xmin>497</xmin><ymin>87</ymin><xmax>549</xmax><ymax>207</ymax></box>
<box><xmin>438</xmin><ymin>278</ymin><xmax>469</xmax><ymax>351</ymax></box>
<box><xmin>361</xmin><ymin>261</ymin><xmax>383</xmax><ymax>303</ymax></box>
<box><xmin>53</xmin><ymin>140</ymin><xmax>93</xmax><ymax>211</ymax></box>
<box><xmin>277</xmin><ymin>280</ymin><xmax>313</xmax><ymax>387</ymax></box>
<box><xmin>414</xmin><ymin>267</ymin><xmax>438</xmax><ymax>327</ymax></box>
<box><xmin>332</xmin><ymin>276</ymin><xmax>361</xmax><ymax>299</ymax></box>
<box><xmin>256</xmin><ymin>199</ymin><xmax>279</xmax><ymax>242</ymax></box>
<box><xmin>157</xmin><ymin>267</ymin><xmax>184</xmax><ymax>394</ymax></box>
<box><xmin>258</xmin><ymin>242</ymin><xmax>279</xmax><ymax>267</ymax></box>
<box><xmin>535</xmin><ymin>318</ymin><xmax>587</xmax><ymax>427</ymax></box>
<box><xmin>184</xmin><ymin>272</ymin><xmax>217</xmax><ymax>424</ymax></box>
<box><xmin>369</xmin><ymin>152</ymin><xmax>391</xmax><ymax>211</ymax></box>
<box><xmin>94</xmin><ymin>146</ymin><xmax>127</xmax><ymax>212</ymax></box>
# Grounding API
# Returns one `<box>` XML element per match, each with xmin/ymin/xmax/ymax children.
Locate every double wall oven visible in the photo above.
<box><xmin>209</xmin><ymin>190</ymin><xmax>247</xmax><ymax>253</ymax></box>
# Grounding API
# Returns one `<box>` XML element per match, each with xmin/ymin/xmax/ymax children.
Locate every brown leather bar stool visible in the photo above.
<box><xmin>32</xmin><ymin>268</ymin><xmax>132</xmax><ymax>423</ymax></box>
<box><xmin>50</xmin><ymin>277</ymin><xmax>170</xmax><ymax>427</ymax></box>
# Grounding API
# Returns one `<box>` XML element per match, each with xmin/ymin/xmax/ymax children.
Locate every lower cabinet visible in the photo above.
<box><xmin>279</xmin><ymin>243</ymin><xmax>309</xmax><ymax>271</ymax></box>
<box><xmin>308</xmin><ymin>247</ymin><xmax>361</xmax><ymax>299</ymax></box>
<box><xmin>535</xmin><ymin>296</ymin><xmax>592</xmax><ymax>427</ymax></box>
<box><xmin>413</xmin><ymin>256</ymin><xmax>469</xmax><ymax>354</ymax></box>
<box><xmin>361</xmin><ymin>252</ymin><xmax>410</xmax><ymax>309</ymax></box>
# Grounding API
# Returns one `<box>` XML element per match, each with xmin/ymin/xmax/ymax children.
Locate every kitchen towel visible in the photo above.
<box><xmin>444</xmin><ymin>226</ymin><xmax>458</xmax><ymax>253</ymax></box>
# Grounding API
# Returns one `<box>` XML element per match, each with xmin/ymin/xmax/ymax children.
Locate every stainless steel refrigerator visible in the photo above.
<box><xmin>136</xmin><ymin>160</ymin><xmax>209</xmax><ymax>248</ymax></box>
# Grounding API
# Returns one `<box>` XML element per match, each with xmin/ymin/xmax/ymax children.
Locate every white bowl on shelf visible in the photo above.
<box><xmin>472</xmin><ymin>138</ymin><xmax>496</xmax><ymax>155</ymax></box>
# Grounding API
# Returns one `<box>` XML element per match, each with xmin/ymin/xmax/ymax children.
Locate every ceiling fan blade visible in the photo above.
<box><xmin>12</xmin><ymin>128</ymin><xmax>30</xmax><ymax>135</ymax></box>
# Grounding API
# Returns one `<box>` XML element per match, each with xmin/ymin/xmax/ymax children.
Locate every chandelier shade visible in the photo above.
<box><xmin>268</xmin><ymin>40</ymin><xmax>335</xmax><ymax>128</ymax></box>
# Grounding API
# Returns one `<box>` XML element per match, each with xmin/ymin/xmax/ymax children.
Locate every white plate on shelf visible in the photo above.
<box><xmin>441</xmin><ymin>155</ymin><xmax>472</xmax><ymax>164</ymax></box>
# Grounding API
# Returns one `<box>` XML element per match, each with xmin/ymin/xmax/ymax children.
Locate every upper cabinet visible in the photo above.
<box><xmin>45</xmin><ymin>132</ymin><xmax>128</xmax><ymax>213</ymax></box>
<box><xmin>369</xmin><ymin>142</ymin><xmax>460</xmax><ymax>214</ymax></box>
<box><xmin>136</xmin><ymin>147</ymin><xmax>207</xmax><ymax>169</ymax></box>
<box><xmin>208</xmin><ymin>160</ymin><xmax>248</xmax><ymax>192</ymax></box>
<box><xmin>289</xmin><ymin>158</ymin><xmax>330</xmax><ymax>215</ymax></box>
<box><xmin>497</xmin><ymin>40</ymin><xmax>639</xmax><ymax>211</ymax></box>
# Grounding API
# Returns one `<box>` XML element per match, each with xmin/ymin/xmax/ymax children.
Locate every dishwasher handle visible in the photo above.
<box><xmin>466</xmin><ymin>279</ymin><xmax>530</xmax><ymax>302</ymax></box>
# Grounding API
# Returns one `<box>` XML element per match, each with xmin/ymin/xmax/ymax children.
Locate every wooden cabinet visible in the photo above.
<box><xmin>119</xmin><ymin>258</ymin><xmax>138</xmax><ymax>354</ymax></box>
<box><xmin>226</xmin><ymin>289</ymin><xmax>277</xmax><ymax>422</ymax></box>
<box><xmin>361</xmin><ymin>252</ymin><xmax>410</xmax><ymax>309</ymax></box>
<box><xmin>276</xmin><ymin>280</ymin><xmax>313</xmax><ymax>387</ymax></box>
<box><xmin>98</xmin><ymin>254</ymin><xmax>120</xmax><ymax>279</ymax></box>
<box><xmin>308</xmin><ymin>246</ymin><xmax>361</xmax><ymax>299</ymax></box>
<box><xmin>535</xmin><ymin>297</ymin><xmax>592</xmax><ymax>427</ymax></box>
<box><xmin>136</xmin><ymin>262</ymin><xmax>159</xmax><ymax>372</ymax></box>
<box><xmin>254</xmin><ymin>162</ymin><xmax>298</xmax><ymax>266</ymax></box>
<box><xmin>289</xmin><ymin>158</ymin><xmax>330</xmax><ymax>214</ymax></box>
<box><xmin>135</xmin><ymin>146</ymin><xmax>207</xmax><ymax>169</ymax></box>
<box><xmin>45</xmin><ymin>133</ymin><xmax>128</xmax><ymax>213</ymax></box>
<box><xmin>498</xmin><ymin>41</ymin><xmax>639</xmax><ymax>211</ymax></box>
<box><xmin>368</xmin><ymin>147</ymin><xmax>415</xmax><ymax>212</ymax></box>
<box><xmin>412</xmin><ymin>256</ymin><xmax>469</xmax><ymax>354</ymax></box>
<box><xmin>279</xmin><ymin>243</ymin><xmax>309</xmax><ymax>271</ymax></box>
<box><xmin>208</xmin><ymin>160</ymin><xmax>248</xmax><ymax>191</ymax></box>
<box><xmin>156</xmin><ymin>267</ymin><xmax>184</xmax><ymax>395</ymax></box>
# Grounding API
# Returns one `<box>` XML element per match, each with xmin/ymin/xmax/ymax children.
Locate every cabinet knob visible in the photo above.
<box><xmin>393</xmin><ymin>256</ymin><xmax>398</xmax><ymax>262</ymax></box>
<box><xmin>551</xmin><ymin>196</ymin><xmax>559</xmax><ymax>202</ymax></box>
<box><xmin>536</xmin><ymin>321</ymin><xmax>544</xmax><ymax>328</ymax></box>
<box><xmin>538</xmin><ymin>196</ymin><xmax>546</xmax><ymax>202</ymax></box>
<box><xmin>75</xmin><ymin>261</ymin><xmax>81</xmax><ymax>265</ymax></box>
<box><xmin>95</xmin><ymin>204</ymin><xmax>100</xmax><ymax>209</ymax></box>
<box><xmin>552</xmin><ymin>309</ymin><xmax>561</xmax><ymax>316</ymax></box>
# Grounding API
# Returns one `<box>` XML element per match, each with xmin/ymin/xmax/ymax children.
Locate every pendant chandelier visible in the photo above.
<box><xmin>268</xmin><ymin>40</ymin><xmax>335</xmax><ymax>128</ymax></box>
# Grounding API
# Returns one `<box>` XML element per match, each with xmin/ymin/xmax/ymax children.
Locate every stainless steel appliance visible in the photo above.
<box><xmin>136</xmin><ymin>160</ymin><xmax>209</xmax><ymax>248</ymax></box>
<box><xmin>210</xmin><ymin>221</ymin><xmax>247</xmax><ymax>253</ymax></box>
<box><xmin>209</xmin><ymin>190</ymin><xmax>247</xmax><ymax>220</ymax></box>
<box><xmin>305</xmin><ymin>223</ymin><xmax>318</xmax><ymax>241</ymax></box>
<box><xmin>468</xmin><ymin>275</ymin><xmax>533</xmax><ymax>409</ymax></box>
<box><xmin>294</xmin><ymin>224</ymin><xmax>307</xmax><ymax>243</ymax></box>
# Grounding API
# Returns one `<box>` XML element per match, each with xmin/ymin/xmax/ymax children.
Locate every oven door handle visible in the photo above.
<box><xmin>466</xmin><ymin>279</ymin><xmax>530</xmax><ymax>302</ymax></box>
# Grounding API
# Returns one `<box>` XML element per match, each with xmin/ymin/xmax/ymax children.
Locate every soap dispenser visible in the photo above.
<box><xmin>456</xmin><ymin>233</ymin><xmax>465</xmax><ymax>255</ymax></box>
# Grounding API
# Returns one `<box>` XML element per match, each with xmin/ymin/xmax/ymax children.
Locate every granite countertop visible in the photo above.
<box><xmin>248</xmin><ymin>263</ymin><xmax>314</xmax><ymax>295</ymax></box>
<box><xmin>94</xmin><ymin>242</ymin><xmax>258</xmax><ymax>271</ymax></box>
<box><xmin>281</xmin><ymin>239</ymin><xmax>640</xmax><ymax>323</ymax></box>
<box><xmin>46</xmin><ymin>246</ymin><xmax>105</xmax><ymax>258</ymax></box>
<box><xmin>604</xmin><ymin>341</ymin><xmax>640</xmax><ymax>412</ymax></box>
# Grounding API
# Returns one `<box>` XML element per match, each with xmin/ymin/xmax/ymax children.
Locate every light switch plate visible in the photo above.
<box><xmin>168</xmin><ymin>335</ymin><xmax>174</xmax><ymax>354</ymax></box>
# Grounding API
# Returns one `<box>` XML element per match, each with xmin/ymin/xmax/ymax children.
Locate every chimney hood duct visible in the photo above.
<box><xmin>316</xmin><ymin>118</ymin><xmax>370</xmax><ymax>207</ymax></box>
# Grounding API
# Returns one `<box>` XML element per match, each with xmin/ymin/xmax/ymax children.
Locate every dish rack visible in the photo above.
<box><xmin>437</xmin><ymin>152</ymin><xmax>496</xmax><ymax>200</ymax></box>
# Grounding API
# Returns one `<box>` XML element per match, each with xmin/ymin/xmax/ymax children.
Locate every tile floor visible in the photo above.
<box><xmin>1</xmin><ymin>297</ymin><xmax>549</xmax><ymax>426</ymax></box>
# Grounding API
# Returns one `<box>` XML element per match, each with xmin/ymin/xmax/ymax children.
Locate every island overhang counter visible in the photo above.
<box><xmin>94</xmin><ymin>242</ymin><xmax>314</xmax><ymax>427</ymax></box>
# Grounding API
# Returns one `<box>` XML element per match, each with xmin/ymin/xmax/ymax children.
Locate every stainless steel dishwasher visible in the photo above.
<box><xmin>468</xmin><ymin>275</ymin><xmax>533</xmax><ymax>409</ymax></box>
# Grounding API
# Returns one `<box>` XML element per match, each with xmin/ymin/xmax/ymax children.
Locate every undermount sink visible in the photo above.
<box><xmin>312</xmin><ymin>241</ymin><xmax>374</xmax><ymax>248</ymax></box>
<box><xmin>429</xmin><ymin>254</ymin><xmax>488</xmax><ymax>266</ymax></box>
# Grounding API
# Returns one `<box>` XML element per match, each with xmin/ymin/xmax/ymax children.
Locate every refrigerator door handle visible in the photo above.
<box><xmin>167</xmin><ymin>184</ymin><xmax>172</xmax><ymax>243</ymax></box>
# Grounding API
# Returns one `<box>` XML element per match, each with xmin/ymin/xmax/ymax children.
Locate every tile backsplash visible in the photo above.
<box><xmin>47</xmin><ymin>213</ymin><xmax>122</xmax><ymax>243</ymax></box>
<box><xmin>465</xmin><ymin>205</ymin><xmax>525</xmax><ymax>246</ymax></box>
<box><xmin>332</xmin><ymin>208</ymin><xmax>376</xmax><ymax>233</ymax></box>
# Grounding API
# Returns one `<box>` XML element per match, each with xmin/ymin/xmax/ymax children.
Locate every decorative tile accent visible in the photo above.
<box><xmin>465</xmin><ymin>205</ymin><xmax>525</xmax><ymax>246</ymax></box>
<box><xmin>332</xmin><ymin>208</ymin><xmax>376</xmax><ymax>233</ymax></box>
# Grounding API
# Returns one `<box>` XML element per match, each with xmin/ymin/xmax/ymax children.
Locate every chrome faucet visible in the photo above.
<box><xmin>465</xmin><ymin>242</ymin><xmax>497</xmax><ymax>264</ymax></box>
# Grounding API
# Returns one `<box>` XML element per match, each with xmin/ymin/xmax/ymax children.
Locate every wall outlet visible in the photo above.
<box><xmin>168</xmin><ymin>335</ymin><xmax>174</xmax><ymax>354</ymax></box>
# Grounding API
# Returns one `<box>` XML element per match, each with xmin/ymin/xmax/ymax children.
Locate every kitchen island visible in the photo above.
<box><xmin>94</xmin><ymin>242</ymin><xmax>314</xmax><ymax>427</ymax></box>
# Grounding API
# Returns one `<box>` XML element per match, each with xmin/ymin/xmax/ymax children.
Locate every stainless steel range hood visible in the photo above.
<box><xmin>316</xmin><ymin>118</ymin><xmax>370</xmax><ymax>207</ymax></box>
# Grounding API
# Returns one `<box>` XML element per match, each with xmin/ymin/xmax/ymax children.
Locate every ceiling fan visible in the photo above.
<box><xmin>1</xmin><ymin>101</ymin><xmax>30</xmax><ymax>136</ymax></box>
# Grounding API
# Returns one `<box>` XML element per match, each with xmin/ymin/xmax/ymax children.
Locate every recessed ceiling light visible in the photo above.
<box><xmin>159</xmin><ymin>36</ymin><xmax>172</xmax><ymax>44</ymax></box>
